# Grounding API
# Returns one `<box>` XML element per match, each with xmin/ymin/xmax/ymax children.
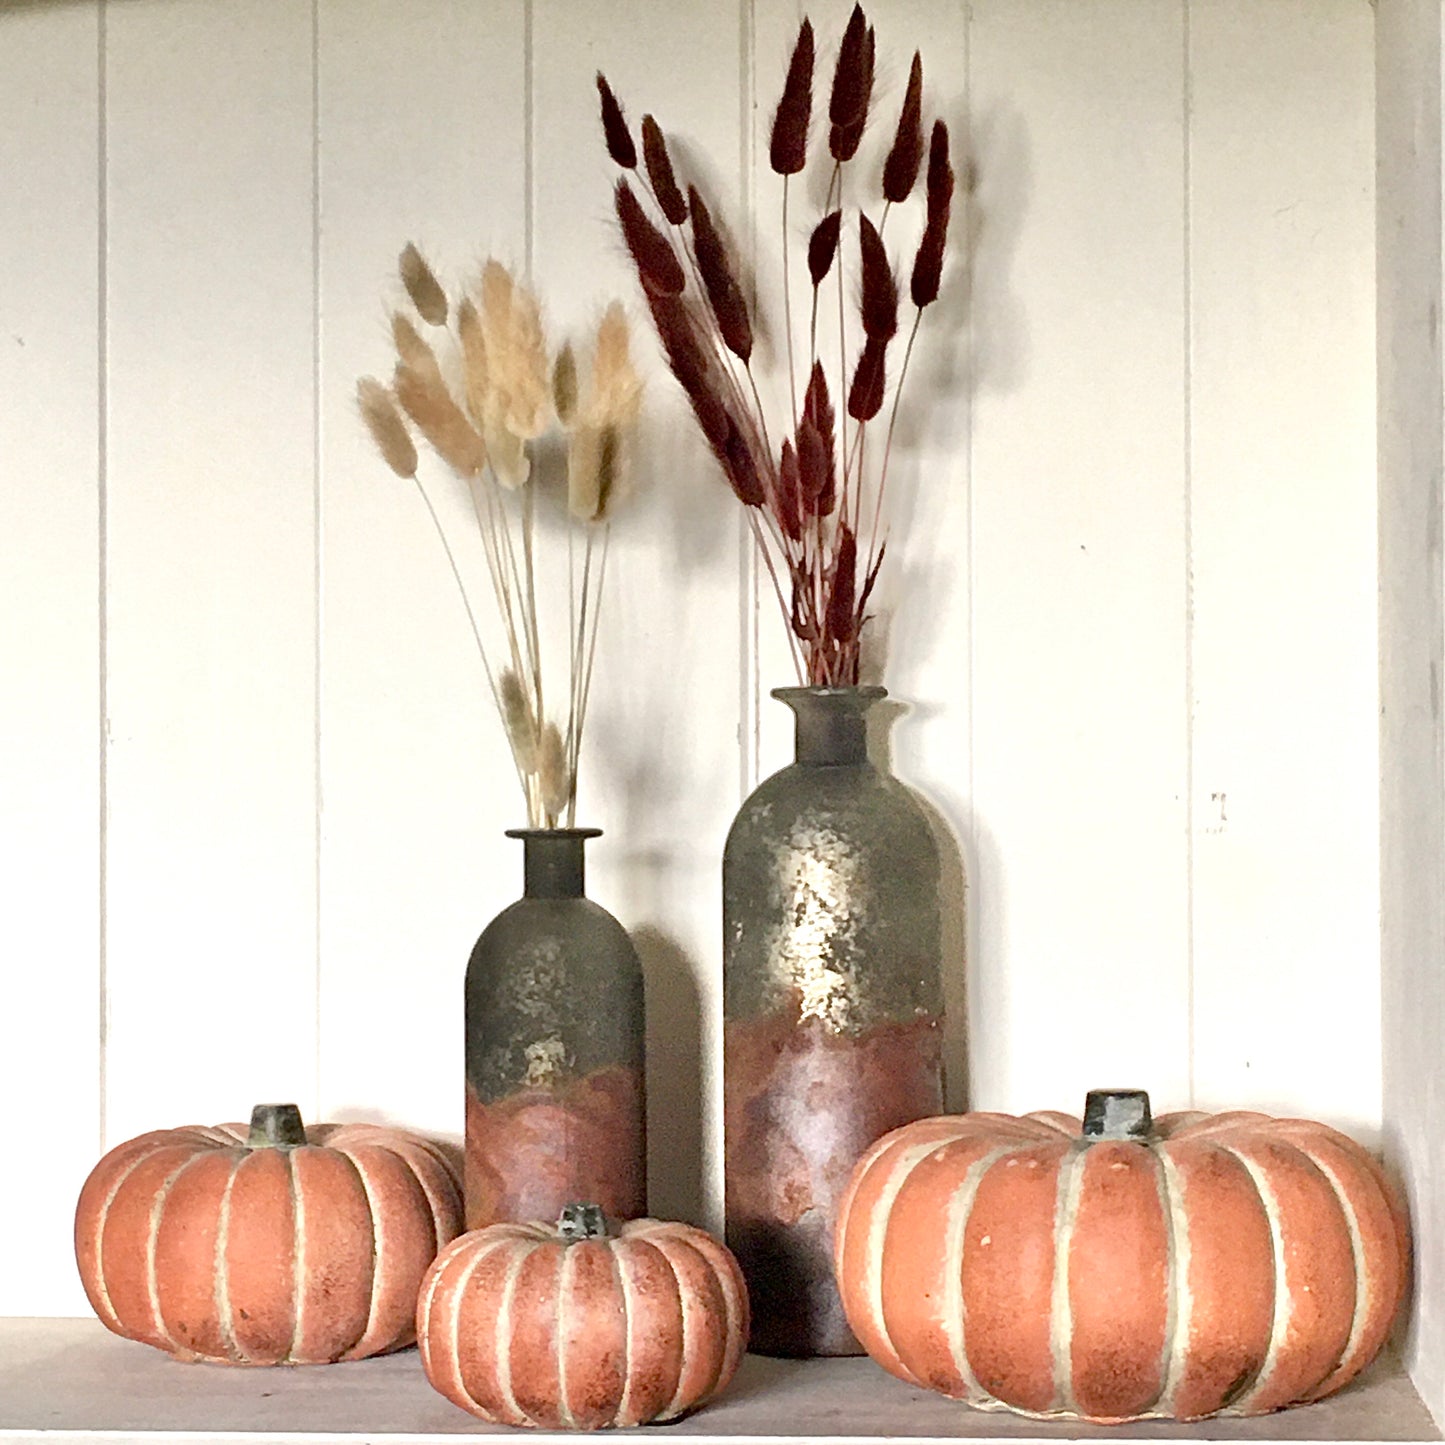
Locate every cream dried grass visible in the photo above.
<box><xmin>356</xmin><ymin>377</ymin><xmax>418</xmax><ymax>479</ymax></box>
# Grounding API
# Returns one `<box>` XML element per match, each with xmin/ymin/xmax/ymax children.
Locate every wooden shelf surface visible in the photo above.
<box><xmin>0</xmin><ymin>1320</ymin><xmax>1438</xmax><ymax>1444</ymax></box>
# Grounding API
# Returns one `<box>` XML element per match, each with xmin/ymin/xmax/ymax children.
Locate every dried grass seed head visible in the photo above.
<box><xmin>391</xmin><ymin>312</ymin><xmax>436</xmax><ymax>372</ymax></box>
<box><xmin>356</xmin><ymin>376</ymin><xmax>418</xmax><ymax>479</ymax></box>
<box><xmin>859</xmin><ymin>213</ymin><xmax>898</xmax><ymax>340</ymax></box>
<box><xmin>642</xmin><ymin>115</ymin><xmax>689</xmax><ymax>225</ymax></box>
<box><xmin>808</xmin><ymin>209</ymin><xmax>842</xmax><ymax>287</ymax></box>
<box><xmin>499</xmin><ymin>668</ymin><xmax>539</xmax><ymax>772</ymax></box>
<box><xmin>456</xmin><ymin>297</ymin><xmax>490</xmax><ymax>427</ymax></box>
<box><xmin>399</xmin><ymin>243</ymin><xmax>448</xmax><ymax>326</ymax></box>
<box><xmin>770</xmin><ymin>17</ymin><xmax>814</xmax><ymax>176</ymax></box>
<box><xmin>590</xmin><ymin>302</ymin><xmax>643</xmax><ymax>429</ymax></box>
<box><xmin>846</xmin><ymin>333</ymin><xmax>888</xmax><ymax>421</ymax></box>
<box><xmin>553</xmin><ymin>342</ymin><xmax>579</xmax><ymax>426</ymax></box>
<box><xmin>393</xmin><ymin>360</ymin><xmax>488</xmax><ymax>477</ymax></box>
<box><xmin>881</xmin><ymin>53</ymin><xmax>924</xmax><ymax>203</ymax></box>
<box><xmin>597</xmin><ymin>72</ymin><xmax>638</xmax><ymax>168</ymax></box>
<box><xmin>689</xmin><ymin>185</ymin><xmax>753</xmax><ymax>363</ymax></box>
<box><xmin>538</xmin><ymin>721</ymin><xmax>572</xmax><ymax>822</ymax></box>
<box><xmin>830</xmin><ymin>16</ymin><xmax>875</xmax><ymax>162</ymax></box>
<box><xmin>616</xmin><ymin>179</ymin><xmax>686</xmax><ymax>297</ymax></box>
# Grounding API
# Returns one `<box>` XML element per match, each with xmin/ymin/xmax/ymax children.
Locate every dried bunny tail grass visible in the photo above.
<box><xmin>808</xmin><ymin>209</ymin><xmax>842</xmax><ymax>287</ymax></box>
<box><xmin>616</xmin><ymin>180</ymin><xmax>685</xmax><ymax>297</ymax></box>
<box><xmin>569</xmin><ymin>422</ymin><xmax>627</xmax><ymax>522</ymax></box>
<box><xmin>772</xmin><ymin>437</ymin><xmax>802</xmax><ymax>542</ymax></box>
<box><xmin>456</xmin><ymin>296</ymin><xmax>491</xmax><ymax>426</ymax></box>
<box><xmin>689</xmin><ymin>186</ymin><xmax>752</xmax><ymax>363</ymax></box>
<box><xmin>829</xmin><ymin>4</ymin><xmax>868</xmax><ymax>127</ymax></box>
<box><xmin>826</xmin><ymin>522</ymin><xmax>858</xmax><ymax>647</ymax></box>
<box><xmin>910</xmin><ymin>218</ymin><xmax>946</xmax><ymax>309</ymax></box>
<box><xmin>553</xmin><ymin>342</ymin><xmax>579</xmax><ymax>426</ymax></box>
<box><xmin>859</xmin><ymin>213</ymin><xmax>897</xmax><ymax>340</ymax></box>
<box><xmin>393</xmin><ymin>360</ymin><xmax>487</xmax><ymax>477</ymax></box>
<box><xmin>926</xmin><ymin>118</ymin><xmax>955</xmax><ymax>229</ymax></box>
<box><xmin>590</xmin><ymin>301</ymin><xmax>642</xmax><ymax>427</ymax></box>
<box><xmin>399</xmin><ymin>243</ymin><xmax>448</xmax><ymax>326</ymax></box>
<box><xmin>356</xmin><ymin>376</ymin><xmax>418</xmax><ymax>478</ymax></box>
<box><xmin>538</xmin><ymin>721</ymin><xmax>572</xmax><ymax>823</ymax></box>
<box><xmin>770</xmin><ymin>16</ymin><xmax>814</xmax><ymax>175</ymax></box>
<box><xmin>499</xmin><ymin>669</ymin><xmax>539</xmax><ymax>772</ymax></box>
<box><xmin>391</xmin><ymin>312</ymin><xmax>436</xmax><ymax>372</ymax></box>
<box><xmin>642</xmin><ymin>116</ymin><xmax>688</xmax><ymax>225</ymax></box>
<box><xmin>500</xmin><ymin>281</ymin><xmax>551</xmax><ymax>440</ymax></box>
<box><xmin>479</xmin><ymin>259</ymin><xmax>516</xmax><ymax>348</ymax></box>
<box><xmin>596</xmin><ymin>72</ymin><xmax>638</xmax><ymax>169</ymax></box>
<box><xmin>846</xmin><ymin>333</ymin><xmax>888</xmax><ymax>422</ymax></box>
<box><xmin>485</xmin><ymin>421</ymin><xmax>531</xmax><ymax>490</ymax></box>
<box><xmin>829</xmin><ymin>11</ymin><xmax>875</xmax><ymax>162</ymax></box>
<box><xmin>882</xmin><ymin>53</ymin><xmax>924</xmax><ymax>203</ymax></box>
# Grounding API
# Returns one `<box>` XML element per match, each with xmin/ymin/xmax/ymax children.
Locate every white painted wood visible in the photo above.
<box><xmin>102</xmin><ymin>1</ymin><xmax>319</xmax><ymax>1142</ymax></box>
<box><xmin>314</xmin><ymin>2</ymin><xmax>527</xmax><ymax>1146</ymax></box>
<box><xmin>0</xmin><ymin>1</ymin><xmax>102</xmax><ymax>1318</ymax></box>
<box><xmin>963</xmin><ymin>1</ymin><xmax>1192</xmax><ymax>1117</ymax></box>
<box><xmin>1376</xmin><ymin>0</ymin><xmax>1445</xmax><ymax>1426</ymax></box>
<box><xmin>1187</xmin><ymin>0</ymin><xmax>1380</xmax><ymax>1135</ymax></box>
<box><xmin>0</xmin><ymin>1319</ymin><xmax>1436</xmax><ymax>1443</ymax></box>
<box><xmin>530</xmin><ymin>0</ymin><xmax>748</xmax><ymax>1229</ymax></box>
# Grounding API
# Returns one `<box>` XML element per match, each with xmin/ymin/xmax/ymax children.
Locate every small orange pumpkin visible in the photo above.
<box><xmin>75</xmin><ymin>1103</ymin><xmax>463</xmax><ymax>1365</ymax></box>
<box><xmin>834</xmin><ymin>1090</ymin><xmax>1409</xmax><ymax>1422</ymax></box>
<box><xmin>418</xmin><ymin>1204</ymin><xmax>749</xmax><ymax>1428</ymax></box>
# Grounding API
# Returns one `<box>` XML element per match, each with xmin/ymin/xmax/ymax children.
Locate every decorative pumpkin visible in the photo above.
<box><xmin>75</xmin><ymin>1103</ymin><xmax>463</xmax><ymax>1365</ymax></box>
<box><xmin>834</xmin><ymin>1089</ymin><xmax>1409</xmax><ymax>1423</ymax></box>
<box><xmin>418</xmin><ymin>1203</ymin><xmax>749</xmax><ymax>1428</ymax></box>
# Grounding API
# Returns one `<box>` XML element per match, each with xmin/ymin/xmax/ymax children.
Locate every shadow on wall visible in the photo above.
<box><xmin>869</xmin><ymin>698</ymin><xmax>971</xmax><ymax>1113</ymax></box>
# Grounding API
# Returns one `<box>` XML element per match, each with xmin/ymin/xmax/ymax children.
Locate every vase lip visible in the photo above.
<box><xmin>771</xmin><ymin>684</ymin><xmax>888</xmax><ymax>703</ymax></box>
<box><xmin>505</xmin><ymin>826</ymin><xmax>603</xmax><ymax>841</ymax></box>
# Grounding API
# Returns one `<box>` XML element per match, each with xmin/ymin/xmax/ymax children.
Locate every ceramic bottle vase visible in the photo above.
<box><xmin>464</xmin><ymin>827</ymin><xmax>646</xmax><ymax>1230</ymax></box>
<box><xmin>723</xmin><ymin>686</ymin><xmax>946</xmax><ymax>1357</ymax></box>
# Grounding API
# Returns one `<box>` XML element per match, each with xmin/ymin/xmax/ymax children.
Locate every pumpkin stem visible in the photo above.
<box><xmin>557</xmin><ymin>1202</ymin><xmax>610</xmax><ymax>1241</ymax></box>
<box><xmin>1082</xmin><ymin>1089</ymin><xmax>1152</xmax><ymax>1141</ymax></box>
<box><xmin>247</xmin><ymin>1103</ymin><xmax>307</xmax><ymax>1149</ymax></box>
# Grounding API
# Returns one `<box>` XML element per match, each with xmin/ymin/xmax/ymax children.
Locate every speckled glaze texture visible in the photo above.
<box><xmin>724</xmin><ymin>687</ymin><xmax>945</xmax><ymax>1357</ymax></box>
<box><xmin>73</xmin><ymin>1113</ymin><xmax>463</xmax><ymax>1365</ymax></box>
<box><xmin>833</xmin><ymin>1102</ymin><xmax>1411</xmax><ymax>1422</ymax></box>
<box><xmin>417</xmin><ymin>1216</ymin><xmax>750</xmax><ymax>1428</ymax></box>
<box><xmin>465</xmin><ymin>829</ymin><xmax>645</xmax><ymax>1231</ymax></box>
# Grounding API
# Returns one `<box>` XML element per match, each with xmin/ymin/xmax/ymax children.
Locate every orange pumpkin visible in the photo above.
<box><xmin>834</xmin><ymin>1090</ymin><xmax>1409</xmax><ymax>1422</ymax></box>
<box><xmin>418</xmin><ymin>1204</ymin><xmax>749</xmax><ymax>1428</ymax></box>
<box><xmin>75</xmin><ymin>1103</ymin><xmax>462</xmax><ymax>1365</ymax></box>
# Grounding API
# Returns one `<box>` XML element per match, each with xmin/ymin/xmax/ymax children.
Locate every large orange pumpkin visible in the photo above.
<box><xmin>834</xmin><ymin>1090</ymin><xmax>1409</xmax><ymax>1422</ymax></box>
<box><xmin>418</xmin><ymin>1204</ymin><xmax>749</xmax><ymax>1428</ymax></box>
<box><xmin>75</xmin><ymin>1103</ymin><xmax>463</xmax><ymax>1365</ymax></box>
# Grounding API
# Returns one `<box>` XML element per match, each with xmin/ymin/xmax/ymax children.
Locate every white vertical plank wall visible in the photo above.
<box><xmin>101</xmin><ymin>0</ymin><xmax>320</xmax><ymax>1143</ymax></box>
<box><xmin>1189</xmin><ymin>0</ymin><xmax>1379</xmax><ymax>1131</ymax></box>
<box><xmin>315</xmin><ymin>0</ymin><xmax>527</xmax><ymax>1147</ymax></box>
<box><xmin>0</xmin><ymin>0</ymin><xmax>102</xmax><ymax>1318</ymax></box>
<box><xmin>0</xmin><ymin>0</ymin><xmax>1399</xmax><ymax>1341</ymax></box>
<box><xmin>1378</xmin><ymin>0</ymin><xmax>1445</xmax><ymax>1424</ymax></box>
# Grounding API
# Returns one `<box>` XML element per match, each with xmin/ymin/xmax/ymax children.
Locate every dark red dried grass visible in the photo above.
<box><xmin>803</xmin><ymin>362</ymin><xmax>837</xmax><ymax>515</ymax></box>
<box><xmin>830</xmin><ymin>24</ymin><xmax>875</xmax><ymax>162</ymax></box>
<box><xmin>859</xmin><ymin>213</ymin><xmax>897</xmax><ymax>340</ymax></box>
<box><xmin>689</xmin><ymin>185</ymin><xmax>753</xmax><ymax>362</ymax></box>
<box><xmin>882</xmin><ymin>53</ymin><xmax>924</xmax><ymax>203</ymax></box>
<box><xmin>597</xmin><ymin>73</ymin><xmax>637</xmax><ymax>168</ymax></box>
<box><xmin>642</xmin><ymin>116</ymin><xmax>688</xmax><ymax>225</ymax></box>
<box><xmin>616</xmin><ymin>180</ymin><xmax>685</xmax><ymax>297</ymax></box>
<box><xmin>847</xmin><ymin>333</ymin><xmax>888</xmax><ymax>421</ymax></box>
<box><xmin>774</xmin><ymin>438</ymin><xmax>803</xmax><ymax>541</ymax></box>
<box><xmin>808</xmin><ymin>210</ymin><xmax>842</xmax><ymax>287</ymax></box>
<box><xmin>724</xmin><ymin>420</ymin><xmax>766</xmax><ymax>507</ymax></box>
<box><xmin>829</xmin><ymin>6</ymin><xmax>868</xmax><ymax>128</ymax></box>
<box><xmin>826</xmin><ymin>524</ymin><xmax>858</xmax><ymax>645</ymax></box>
<box><xmin>926</xmin><ymin>118</ymin><xmax>954</xmax><ymax>229</ymax></box>
<box><xmin>797</xmin><ymin>416</ymin><xmax>829</xmax><ymax>511</ymax></box>
<box><xmin>910</xmin><ymin>218</ymin><xmax>946</xmax><ymax>309</ymax></box>
<box><xmin>770</xmin><ymin>18</ymin><xmax>814</xmax><ymax>176</ymax></box>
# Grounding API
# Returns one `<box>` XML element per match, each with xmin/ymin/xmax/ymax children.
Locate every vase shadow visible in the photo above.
<box><xmin>868</xmin><ymin>697</ymin><xmax>970</xmax><ymax>1113</ymax></box>
<box><xmin>634</xmin><ymin>922</ymin><xmax>707</xmax><ymax>1226</ymax></box>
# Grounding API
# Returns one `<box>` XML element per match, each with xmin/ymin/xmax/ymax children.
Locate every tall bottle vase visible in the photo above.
<box><xmin>464</xmin><ymin>827</ymin><xmax>646</xmax><ymax>1230</ymax></box>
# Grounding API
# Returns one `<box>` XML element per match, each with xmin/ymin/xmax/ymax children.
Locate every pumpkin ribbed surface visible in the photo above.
<box><xmin>417</xmin><ymin>1216</ymin><xmax>749</xmax><ymax>1428</ymax></box>
<box><xmin>74</xmin><ymin>1116</ymin><xmax>463</xmax><ymax>1365</ymax></box>
<box><xmin>834</xmin><ymin>1107</ymin><xmax>1409</xmax><ymax>1422</ymax></box>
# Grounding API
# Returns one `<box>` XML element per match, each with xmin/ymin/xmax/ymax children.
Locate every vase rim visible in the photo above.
<box><xmin>771</xmin><ymin>684</ymin><xmax>888</xmax><ymax>702</ymax></box>
<box><xmin>505</xmin><ymin>827</ymin><xmax>603</xmax><ymax>841</ymax></box>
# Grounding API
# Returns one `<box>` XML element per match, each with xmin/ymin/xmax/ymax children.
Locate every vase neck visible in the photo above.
<box><xmin>509</xmin><ymin>828</ymin><xmax>601</xmax><ymax>899</ymax></box>
<box><xmin>775</xmin><ymin>686</ymin><xmax>886</xmax><ymax>766</ymax></box>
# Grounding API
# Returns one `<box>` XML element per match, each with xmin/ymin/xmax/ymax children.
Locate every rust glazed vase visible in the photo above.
<box><xmin>723</xmin><ymin>685</ymin><xmax>945</xmax><ymax>1357</ymax></box>
<box><xmin>834</xmin><ymin>1090</ymin><xmax>1411</xmax><ymax>1421</ymax></box>
<box><xmin>464</xmin><ymin>829</ymin><xmax>646</xmax><ymax>1231</ymax></box>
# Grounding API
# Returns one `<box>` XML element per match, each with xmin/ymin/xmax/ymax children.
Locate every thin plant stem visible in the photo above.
<box><xmin>868</xmin><ymin>307</ymin><xmax>923</xmax><ymax>581</ymax></box>
<box><xmin>783</xmin><ymin>176</ymin><xmax>797</xmax><ymax>423</ymax></box>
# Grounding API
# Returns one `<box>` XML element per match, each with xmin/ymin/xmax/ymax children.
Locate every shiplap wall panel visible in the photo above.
<box><xmin>315</xmin><ymin>2</ymin><xmax>527</xmax><ymax>1140</ymax></box>
<box><xmin>964</xmin><ymin>1</ymin><xmax>1192</xmax><ymax>1116</ymax></box>
<box><xmin>531</xmin><ymin>0</ymin><xmax>747</xmax><ymax>1227</ymax></box>
<box><xmin>102</xmin><ymin>0</ymin><xmax>319</xmax><ymax>1143</ymax></box>
<box><xmin>1188</xmin><ymin>0</ymin><xmax>1379</xmax><ymax>1132</ymax></box>
<box><xmin>0</xmin><ymin>1</ymin><xmax>101</xmax><ymax>1318</ymax></box>
<box><xmin>1377</xmin><ymin>0</ymin><xmax>1445</xmax><ymax>1420</ymax></box>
